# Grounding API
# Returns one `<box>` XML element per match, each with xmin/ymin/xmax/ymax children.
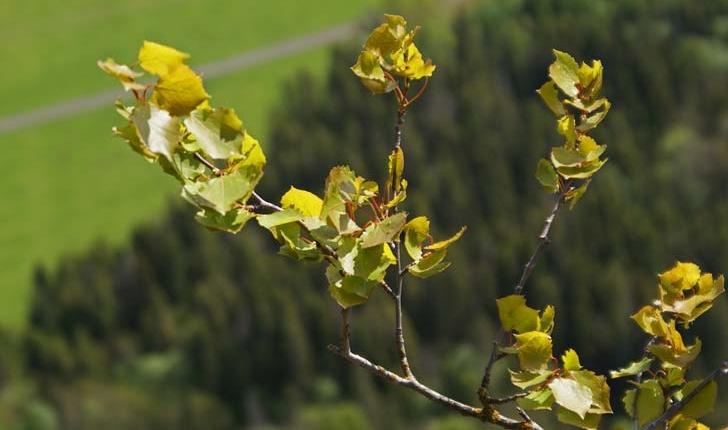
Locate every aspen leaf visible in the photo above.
<box><xmin>509</xmin><ymin>369</ymin><xmax>552</xmax><ymax>390</ymax></box>
<box><xmin>97</xmin><ymin>58</ymin><xmax>146</xmax><ymax>91</ymax></box>
<box><xmin>631</xmin><ymin>305</ymin><xmax>669</xmax><ymax>337</ymax></box>
<box><xmin>610</xmin><ymin>357</ymin><xmax>653</xmax><ymax>378</ymax></box>
<box><xmin>572</xmin><ymin>370</ymin><xmax>612</xmax><ymax>414</ymax></box>
<box><xmin>425</xmin><ymin>226</ymin><xmax>466</xmax><ymax>251</ymax></box>
<box><xmin>563</xmin><ymin>349</ymin><xmax>582</xmax><ymax>371</ymax></box>
<box><xmin>386</xmin><ymin>147</ymin><xmax>405</xmax><ymax>193</ymax></box>
<box><xmin>537</xmin><ymin>80</ymin><xmax>565</xmax><ymax>116</ymax></box>
<box><xmin>112</xmin><ymin>122</ymin><xmax>157</xmax><ymax>161</ymax></box>
<box><xmin>351</xmin><ymin>50</ymin><xmax>393</xmax><ymax>94</ymax></box>
<box><xmin>557</xmin><ymin>115</ymin><xmax>577</xmax><ymax>148</ymax></box>
<box><xmin>408</xmin><ymin>250</ymin><xmax>449</xmax><ymax>278</ymax></box>
<box><xmin>390</xmin><ymin>42</ymin><xmax>436</xmax><ymax>79</ymax></box>
<box><xmin>549</xmin><ymin>49</ymin><xmax>580</xmax><ymax>98</ymax></box>
<box><xmin>182</xmin><ymin>169</ymin><xmax>254</xmax><ymax>214</ymax></box>
<box><xmin>130</xmin><ymin>103</ymin><xmax>180</xmax><ymax>161</ymax></box>
<box><xmin>518</xmin><ymin>388</ymin><xmax>554</xmax><ymax>411</ymax></box>
<box><xmin>549</xmin><ymin>377</ymin><xmax>593</xmax><ymax>419</ymax></box>
<box><xmin>556</xmin><ymin>408</ymin><xmax>601</xmax><ymax>430</ymax></box>
<box><xmin>514</xmin><ymin>331</ymin><xmax>553</xmax><ymax>371</ymax></box>
<box><xmin>576</xmin><ymin>101</ymin><xmax>611</xmax><ymax>132</ymax></box>
<box><xmin>139</xmin><ymin>41</ymin><xmax>190</xmax><ymax>76</ymax></box>
<box><xmin>630</xmin><ymin>380</ymin><xmax>664</xmax><ymax>426</ymax></box>
<box><xmin>363</xmin><ymin>14</ymin><xmax>407</xmax><ymax>58</ymax></box>
<box><xmin>195</xmin><ymin>207</ymin><xmax>254</xmax><ymax>233</ymax></box>
<box><xmin>556</xmin><ymin>159</ymin><xmax>607</xmax><ymax>179</ymax></box>
<box><xmin>404</xmin><ymin>216</ymin><xmax>429</xmax><ymax>261</ymax></box>
<box><xmin>281</xmin><ymin>187</ymin><xmax>323</xmax><ymax>217</ymax></box>
<box><xmin>675</xmin><ymin>380</ymin><xmax>717</xmax><ymax>419</ymax></box>
<box><xmin>329</xmin><ymin>275</ymin><xmax>377</xmax><ymax>308</ymax></box>
<box><xmin>535</xmin><ymin>158</ymin><xmax>559</xmax><ymax>193</ymax></box>
<box><xmin>577</xmin><ymin>60</ymin><xmax>603</xmax><ymax>96</ymax></box>
<box><xmin>566</xmin><ymin>181</ymin><xmax>590</xmax><ymax>210</ymax></box>
<box><xmin>359</xmin><ymin>212</ymin><xmax>407</xmax><ymax>248</ymax></box>
<box><xmin>184</xmin><ymin>107</ymin><xmax>245</xmax><ymax>160</ymax></box>
<box><xmin>151</xmin><ymin>64</ymin><xmax>209</xmax><ymax>116</ymax></box>
<box><xmin>257</xmin><ymin>209</ymin><xmax>304</xmax><ymax>231</ymax></box>
<box><xmin>669</xmin><ymin>416</ymin><xmax>711</xmax><ymax>430</ymax></box>
<box><xmin>649</xmin><ymin>338</ymin><xmax>702</xmax><ymax>368</ymax></box>
<box><xmin>551</xmin><ymin>147</ymin><xmax>584</xmax><ymax>168</ymax></box>
<box><xmin>496</xmin><ymin>295</ymin><xmax>539</xmax><ymax>333</ymax></box>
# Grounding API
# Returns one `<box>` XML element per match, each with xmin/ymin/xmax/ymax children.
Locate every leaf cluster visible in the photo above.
<box><xmin>611</xmin><ymin>262</ymin><xmax>725</xmax><ymax>429</ymax></box>
<box><xmin>535</xmin><ymin>50</ymin><xmax>610</xmax><ymax>209</ymax></box>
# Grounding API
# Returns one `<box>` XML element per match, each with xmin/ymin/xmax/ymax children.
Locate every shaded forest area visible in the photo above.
<box><xmin>3</xmin><ymin>0</ymin><xmax>728</xmax><ymax>428</ymax></box>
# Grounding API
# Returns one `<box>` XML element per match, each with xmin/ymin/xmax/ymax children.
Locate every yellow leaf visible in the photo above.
<box><xmin>151</xmin><ymin>64</ymin><xmax>209</xmax><ymax>116</ymax></box>
<box><xmin>139</xmin><ymin>41</ymin><xmax>190</xmax><ymax>76</ymax></box>
<box><xmin>97</xmin><ymin>58</ymin><xmax>146</xmax><ymax>91</ymax></box>
<box><xmin>390</xmin><ymin>43</ymin><xmax>436</xmax><ymax>79</ymax></box>
<box><xmin>281</xmin><ymin>187</ymin><xmax>323</xmax><ymax>217</ymax></box>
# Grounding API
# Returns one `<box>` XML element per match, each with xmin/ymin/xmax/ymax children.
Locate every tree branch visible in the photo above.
<box><xmin>479</xmin><ymin>188</ymin><xmax>567</xmax><ymax>402</ymax></box>
<box><xmin>643</xmin><ymin>360</ymin><xmax>728</xmax><ymax>430</ymax></box>
<box><xmin>327</xmin><ymin>344</ymin><xmax>544</xmax><ymax>430</ymax></box>
<box><xmin>251</xmin><ymin>191</ymin><xmax>283</xmax><ymax>212</ymax></box>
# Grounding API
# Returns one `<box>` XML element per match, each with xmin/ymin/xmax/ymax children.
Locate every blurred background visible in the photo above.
<box><xmin>2</xmin><ymin>0</ymin><xmax>728</xmax><ymax>428</ymax></box>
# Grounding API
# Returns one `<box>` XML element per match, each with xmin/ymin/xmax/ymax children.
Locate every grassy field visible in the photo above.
<box><xmin>1</xmin><ymin>0</ymin><xmax>385</xmax><ymax>328</ymax></box>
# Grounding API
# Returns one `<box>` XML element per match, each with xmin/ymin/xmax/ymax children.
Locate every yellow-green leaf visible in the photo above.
<box><xmin>518</xmin><ymin>388</ymin><xmax>554</xmax><ymax>411</ymax></box>
<box><xmin>549</xmin><ymin>49</ymin><xmax>580</xmax><ymax>98</ymax></box>
<box><xmin>556</xmin><ymin>408</ymin><xmax>601</xmax><ymax>430</ymax></box>
<box><xmin>195</xmin><ymin>207</ymin><xmax>254</xmax><ymax>234</ymax></box>
<box><xmin>281</xmin><ymin>187</ymin><xmax>323</xmax><ymax>217</ymax></box>
<box><xmin>390</xmin><ymin>42</ymin><xmax>436</xmax><ymax>79</ymax></box>
<box><xmin>610</xmin><ymin>357</ymin><xmax>653</xmax><ymax>379</ymax></box>
<box><xmin>97</xmin><ymin>58</ymin><xmax>146</xmax><ymax>91</ymax></box>
<box><xmin>184</xmin><ymin>107</ymin><xmax>245</xmax><ymax>159</ymax></box>
<box><xmin>509</xmin><ymin>369</ymin><xmax>553</xmax><ymax>390</ymax></box>
<box><xmin>496</xmin><ymin>295</ymin><xmax>540</xmax><ymax>333</ymax></box>
<box><xmin>151</xmin><ymin>64</ymin><xmax>209</xmax><ymax>116</ymax></box>
<box><xmin>649</xmin><ymin>338</ymin><xmax>702</xmax><ymax>368</ymax></box>
<box><xmin>360</xmin><ymin>212</ymin><xmax>407</xmax><ymax>249</ymax></box>
<box><xmin>425</xmin><ymin>226</ymin><xmax>466</xmax><ymax>251</ymax></box>
<box><xmin>631</xmin><ymin>305</ymin><xmax>669</xmax><ymax>337</ymax></box>
<box><xmin>130</xmin><ymin>103</ymin><xmax>180</xmax><ymax>161</ymax></box>
<box><xmin>138</xmin><ymin>41</ymin><xmax>190</xmax><ymax>76</ymax></box>
<box><xmin>535</xmin><ymin>158</ymin><xmax>559</xmax><ymax>193</ymax></box>
<box><xmin>557</xmin><ymin>115</ymin><xmax>577</xmax><ymax>148</ymax></box>
<box><xmin>563</xmin><ymin>349</ymin><xmax>582</xmax><ymax>371</ymax></box>
<box><xmin>537</xmin><ymin>80</ymin><xmax>565</xmax><ymax>116</ymax></box>
<box><xmin>386</xmin><ymin>147</ymin><xmax>405</xmax><ymax>193</ymax></box>
<box><xmin>675</xmin><ymin>380</ymin><xmax>717</xmax><ymax>419</ymax></box>
<box><xmin>404</xmin><ymin>216</ymin><xmax>429</xmax><ymax>261</ymax></box>
<box><xmin>515</xmin><ymin>331</ymin><xmax>553</xmax><ymax>371</ymax></box>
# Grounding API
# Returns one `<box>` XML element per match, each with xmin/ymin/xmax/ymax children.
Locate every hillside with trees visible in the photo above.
<box><xmin>3</xmin><ymin>0</ymin><xmax>728</xmax><ymax>428</ymax></box>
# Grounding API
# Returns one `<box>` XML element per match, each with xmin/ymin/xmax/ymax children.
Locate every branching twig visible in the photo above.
<box><xmin>251</xmin><ymin>191</ymin><xmax>283</xmax><ymax>212</ymax></box>
<box><xmin>642</xmin><ymin>360</ymin><xmax>728</xmax><ymax>430</ymax></box>
<box><xmin>327</xmin><ymin>344</ymin><xmax>544</xmax><ymax>430</ymax></box>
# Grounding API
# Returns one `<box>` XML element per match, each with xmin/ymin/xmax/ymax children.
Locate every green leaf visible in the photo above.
<box><xmin>630</xmin><ymin>380</ymin><xmax>665</xmax><ymax>426</ymax></box>
<box><xmin>610</xmin><ymin>357</ymin><xmax>654</xmax><ymax>379</ymax></box>
<box><xmin>328</xmin><ymin>275</ymin><xmax>377</xmax><ymax>308</ymax></box>
<box><xmin>669</xmin><ymin>416</ymin><xmax>711</xmax><ymax>430</ymax></box>
<box><xmin>360</xmin><ymin>212</ymin><xmax>407</xmax><ymax>248</ymax></box>
<box><xmin>518</xmin><ymin>388</ymin><xmax>555</xmax><ymax>411</ymax></box>
<box><xmin>184</xmin><ymin>107</ymin><xmax>245</xmax><ymax>160</ymax></box>
<box><xmin>556</xmin><ymin>408</ymin><xmax>601</xmax><ymax>430</ymax></box>
<box><xmin>425</xmin><ymin>226</ymin><xmax>466</xmax><ymax>251</ymax></box>
<box><xmin>150</xmin><ymin>64</ymin><xmax>210</xmax><ymax>116</ymax></box>
<box><xmin>354</xmin><ymin>243</ymin><xmax>396</xmax><ymax>282</ymax></box>
<box><xmin>549</xmin><ymin>377</ymin><xmax>593</xmax><ymax>419</ymax></box>
<box><xmin>257</xmin><ymin>208</ymin><xmax>304</xmax><ymax>230</ymax></box>
<box><xmin>562</xmin><ymin>349</ymin><xmax>581</xmax><ymax>371</ymax></box>
<box><xmin>509</xmin><ymin>369</ymin><xmax>553</xmax><ymax>390</ymax></box>
<box><xmin>674</xmin><ymin>380</ymin><xmax>717</xmax><ymax>419</ymax></box>
<box><xmin>515</xmin><ymin>331</ymin><xmax>553</xmax><ymax>371</ymax></box>
<box><xmin>576</xmin><ymin>101</ymin><xmax>611</xmax><ymax>132</ymax></box>
<box><xmin>649</xmin><ymin>338</ymin><xmax>702</xmax><ymax>368</ymax></box>
<box><xmin>539</xmin><ymin>305</ymin><xmax>555</xmax><ymax>334</ymax></box>
<box><xmin>535</xmin><ymin>158</ymin><xmax>559</xmax><ymax>193</ymax></box>
<box><xmin>130</xmin><ymin>103</ymin><xmax>180</xmax><ymax>161</ymax></box>
<box><xmin>549</xmin><ymin>49</ymin><xmax>580</xmax><ymax>98</ymax></box>
<box><xmin>566</xmin><ymin>181</ymin><xmax>590</xmax><ymax>210</ymax></box>
<box><xmin>556</xmin><ymin>158</ymin><xmax>607</xmax><ymax>179</ymax></box>
<box><xmin>408</xmin><ymin>250</ymin><xmax>450</xmax><ymax>278</ymax></box>
<box><xmin>576</xmin><ymin>59</ymin><xmax>603</xmax><ymax>97</ymax></box>
<box><xmin>404</xmin><ymin>216</ymin><xmax>430</xmax><ymax>261</ymax></box>
<box><xmin>112</xmin><ymin>121</ymin><xmax>158</xmax><ymax>161</ymax></box>
<box><xmin>138</xmin><ymin>41</ymin><xmax>190</xmax><ymax>76</ymax></box>
<box><xmin>182</xmin><ymin>169</ymin><xmax>254</xmax><ymax>214</ymax></box>
<box><xmin>551</xmin><ymin>147</ymin><xmax>584</xmax><ymax>168</ymax></box>
<box><xmin>496</xmin><ymin>295</ymin><xmax>540</xmax><ymax>333</ymax></box>
<box><xmin>537</xmin><ymin>81</ymin><xmax>565</xmax><ymax>116</ymax></box>
<box><xmin>195</xmin><ymin>207</ymin><xmax>254</xmax><ymax>233</ymax></box>
<box><xmin>281</xmin><ymin>186</ymin><xmax>323</xmax><ymax>217</ymax></box>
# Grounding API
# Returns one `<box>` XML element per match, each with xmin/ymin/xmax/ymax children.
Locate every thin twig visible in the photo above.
<box><xmin>379</xmin><ymin>280</ymin><xmax>396</xmax><ymax>299</ymax></box>
<box><xmin>643</xmin><ymin>360</ymin><xmax>728</xmax><ymax>430</ymax></box>
<box><xmin>251</xmin><ymin>191</ymin><xmax>283</xmax><ymax>212</ymax></box>
<box><xmin>194</xmin><ymin>152</ymin><xmax>221</xmax><ymax>175</ymax></box>
<box><xmin>394</xmin><ymin>108</ymin><xmax>405</xmax><ymax>149</ymax></box>
<box><xmin>340</xmin><ymin>308</ymin><xmax>351</xmax><ymax>354</ymax></box>
<box><xmin>479</xmin><ymin>188</ymin><xmax>567</xmax><ymax>401</ymax></box>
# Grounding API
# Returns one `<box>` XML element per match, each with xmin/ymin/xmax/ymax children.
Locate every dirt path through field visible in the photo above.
<box><xmin>0</xmin><ymin>22</ymin><xmax>359</xmax><ymax>135</ymax></box>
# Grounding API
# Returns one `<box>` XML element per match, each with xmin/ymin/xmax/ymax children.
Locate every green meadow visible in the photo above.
<box><xmin>1</xmin><ymin>0</ymin><xmax>384</xmax><ymax>328</ymax></box>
